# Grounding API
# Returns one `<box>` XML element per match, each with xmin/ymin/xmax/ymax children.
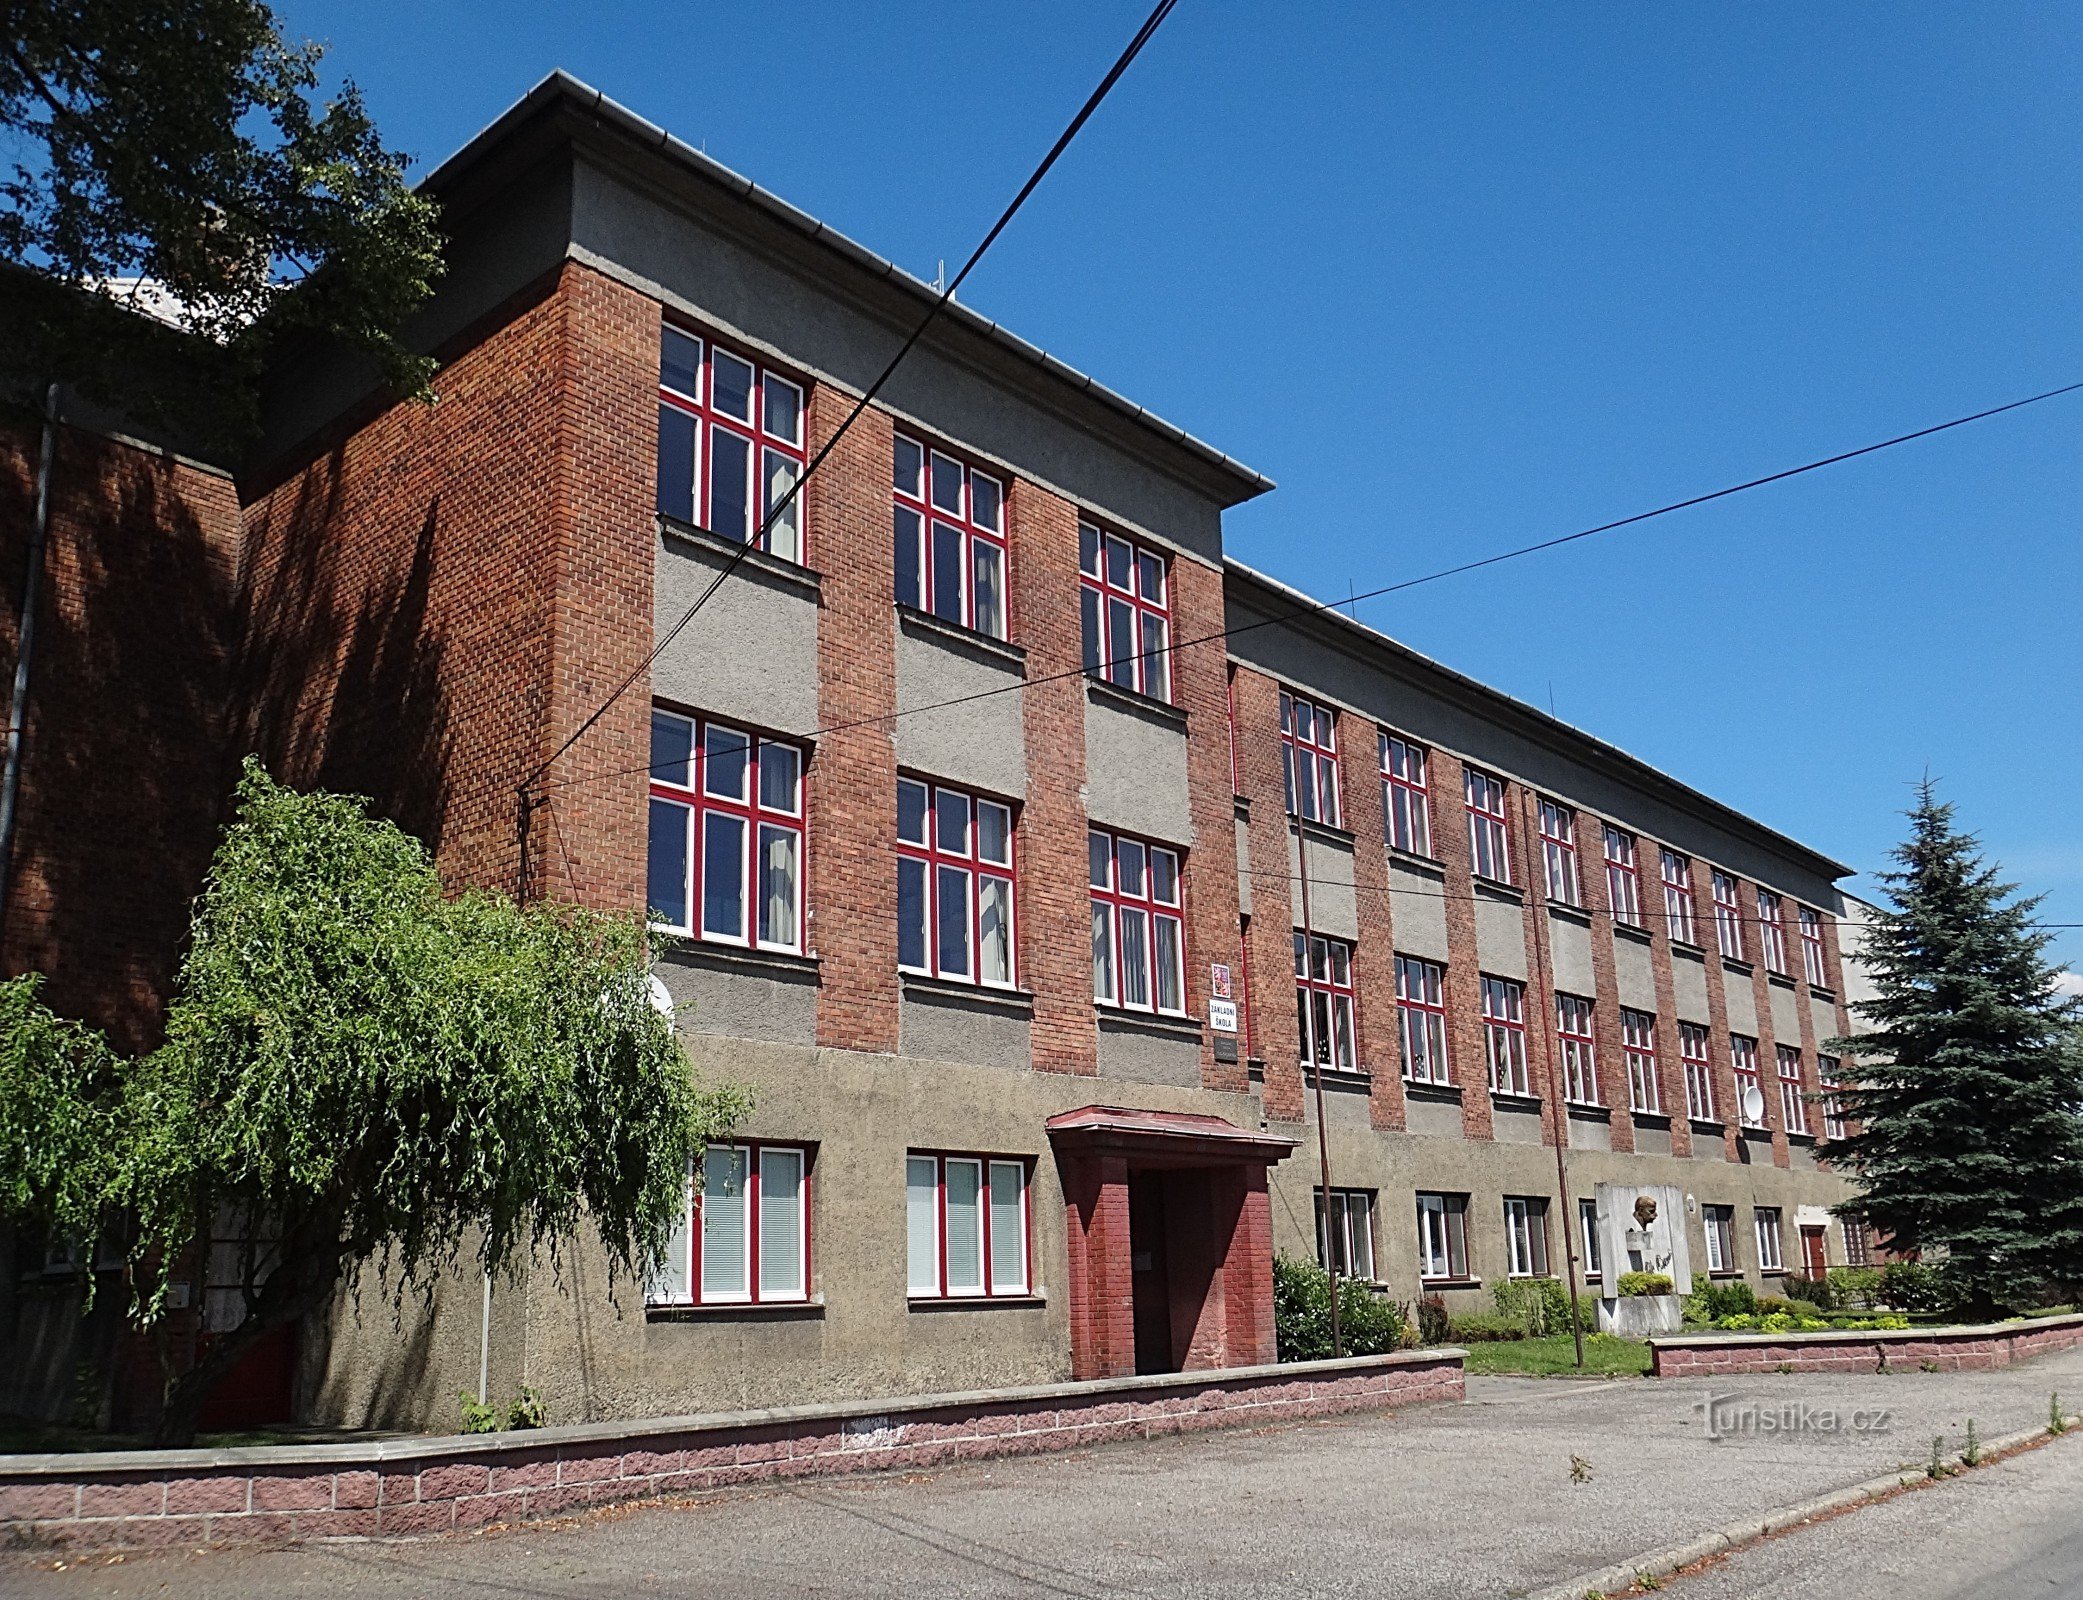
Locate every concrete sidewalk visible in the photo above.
<box><xmin>7</xmin><ymin>1347</ymin><xmax>2080</xmax><ymax>1599</ymax></box>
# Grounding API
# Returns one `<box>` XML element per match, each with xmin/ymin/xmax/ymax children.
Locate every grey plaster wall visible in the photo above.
<box><xmin>1568</xmin><ymin>1116</ymin><xmax>1613</xmax><ymax>1153</ymax></box>
<box><xmin>900</xmin><ymin>992</ymin><xmax>1032</xmax><ymax>1073</ymax></box>
<box><xmin>1613</xmin><ymin>934</ymin><xmax>1657</xmax><ymax>1010</ymax></box>
<box><xmin>1388</xmin><ymin>860</ymin><xmax>1450</xmax><ymax>961</ymax></box>
<box><xmin>1096</xmin><ymin>1017</ymin><xmax>1202</xmax><ymax>1087</ymax></box>
<box><xmin>571</xmin><ymin>160</ymin><xmax>1231</xmax><ymax>563</ymax></box>
<box><xmin>1474</xmin><ymin>891</ymin><xmax>1529</xmax><ymax>979</ymax></box>
<box><xmin>1546</xmin><ymin>912</ymin><xmax>1596</xmax><ymax>997</ymax></box>
<box><xmin>1724</xmin><ymin>975</ymin><xmax>1759</xmax><ymax>1037</ymax></box>
<box><xmin>1634</xmin><ymin>1124</ymin><xmax>1673</xmax><ymax>1159</ymax></box>
<box><xmin>1235</xmin><ymin>814</ymin><xmax>1252</xmax><ymax>915</ymax></box>
<box><xmin>656</xmin><ymin>948</ymin><xmax>818</xmax><ymax>1050</ymax></box>
<box><xmin>1769</xmin><ymin>981</ymin><xmax>1802</xmax><ymax>1045</ymax></box>
<box><xmin>1672</xmin><ymin>950</ymin><xmax>1712</xmax><ymax>1023</ymax></box>
<box><xmin>1403</xmin><ymin>1095</ymin><xmax>1465</xmax><ymax>1139</ymax></box>
<box><xmin>1225</xmin><ymin>583</ymin><xmax>1846</xmax><ymax>911</ymax></box>
<box><xmin>1494</xmin><ymin>1107</ymin><xmax>1544</xmax><ymax>1145</ymax></box>
<box><xmin>654</xmin><ymin>532</ymin><xmax>820</xmax><ymax>736</ymax></box>
<box><xmin>1810</xmin><ymin>996</ymin><xmax>1841</xmax><ymax>1050</ymax></box>
<box><xmin>1288</xmin><ymin>830</ymin><xmax>1358</xmax><ymax>941</ymax></box>
<box><xmin>1084</xmin><ymin>690</ymin><xmax>1191</xmax><ymax>845</ymax></box>
<box><xmin>893</xmin><ymin>619</ymin><xmax>1026</xmax><ymax>799</ymax></box>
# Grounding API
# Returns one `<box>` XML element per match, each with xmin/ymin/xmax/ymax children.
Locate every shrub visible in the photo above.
<box><xmin>1880</xmin><ymin>1262</ymin><xmax>1957</xmax><ymax>1315</ymax></box>
<box><xmin>1617</xmin><ymin>1271</ymin><xmax>1673</xmax><ymax>1298</ymax></box>
<box><xmin>1272</xmin><ymin>1254</ymin><xmax>1409</xmax><ymax>1361</ymax></box>
<box><xmin>1416</xmin><ymin>1293</ymin><xmax>1452</xmax><ymax>1346</ymax></box>
<box><xmin>1715</xmin><ymin>1313</ymin><xmax>1758</xmax><ymax>1330</ymax></box>
<box><xmin>1449</xmin><ymin>1311</ymin><xmax>1527</xmax><ymax>1343</ymax></box>
<box><xmin>1693</xmin><ymin>1281</ymin><xmax>1757</xmax><ymax>1321</ymax></box>
<box><xmin>1785</xmin><ymin>1298</ymin><xmax>1823</xmax><ymax>1320</ymax></box>
<box><xmin>505</xmin><ymin>1387</ymin><xmax>546</xmax><ymax>1430</ymax></box>
<box><xmin>1754</xmin><ymin>1295</ymin><xmax>1791</xmax><ymax>1316</ymax></box>
<box><xmin>1759</xmin><ymin>1312</ymin><xmax>1796</xmax><ymax>1333</ymax></box>
<box><xmin>1828</xmin><ymin>1267</ymin><xmax>1883</xmax><ymax>1311</ymax></box>
<box><xmin>458</xmin><ymin>1391</ymin><xmax>500</xmax><ymax>1434</ymax></box>
<box><xmin>1783</xmin><ymin>1273</ymin><xmax>1834</xmax><ymax>1311</ymax></box>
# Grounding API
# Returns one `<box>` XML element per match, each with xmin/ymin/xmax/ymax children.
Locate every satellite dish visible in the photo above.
<box><xmin>647</xmin><ymin>973</ymin><xmax>675</xmax><ymax>1019</ymax></box>
<box><xmin>1740</xmin><ymin>1084</ymin><xmax>1767</xmax><ymax>1126</ymax></box>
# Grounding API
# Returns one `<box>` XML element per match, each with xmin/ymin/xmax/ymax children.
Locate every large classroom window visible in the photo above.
<box><xmin>649</xmin><ymin>1142</ymin><xmax>810</xmax><ymax>1307</ymax></box>
<box><xmin>647</xmin><ymin>709</ymin><xmax>804</xmax><ymax>951</ymax></box>
<box><xmin>657</xmin><ymin>326</ymin><xmax>808</xmax><ymax>563</ymax></box>
<box><xmin>1090</xmin><ymin>828</ymin><xmax>1185</xmax><ymax>1015</ymax></box>
<box><xmin>894</xmin><ymin>435</ymin><xmax>1008</xmax><ymax>638</ymax></box>
<box><xmin>1079</xmin><ymin>523</ymin><xmax>1171</xmax><ymax>701</ymax></box>
<box><xmin>907</xmin><ymin>1154</ymin><xmax>1030</xmax><ymax>1299</ymax></box>
<box><xmin>898</xmin><ymin>778</ymin><xmax>1015</xmax><ymax>988</ymax></box>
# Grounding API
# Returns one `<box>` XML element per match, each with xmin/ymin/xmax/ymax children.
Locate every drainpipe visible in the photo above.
<box><xmin>1294</xmin><ymin>816</ymin><xmax>1341</xmax><ymax>1359</ymax></box>
<box><xmin>478</xmin><ymin>1267</ymin><xmax>492</xmax><ymax>1404</ymax></box>
<box><xmin>0</xmin><ymin>383</ymin><xmax>61</xmax><ymax>938</ymax></box>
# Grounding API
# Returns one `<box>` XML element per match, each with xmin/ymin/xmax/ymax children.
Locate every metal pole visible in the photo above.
<box><xmin>1294</xmin><ymin>816</ymin><xmax>1341</xmax><ymax>1359</ymax></box>
<box><xmin>478</xmin><ymin>1267</ymin><xmax>493</xmax><ymax>1405</ymax></box>
<box><xmin>1527</xmin><ymin>851</ymin><xmax>1588</xmax><ymax>1367</ymax></box>
<box><xmin>0</xmin><ymin>383</ymin><xmax>60</xmax><ymax>935</ymax></box>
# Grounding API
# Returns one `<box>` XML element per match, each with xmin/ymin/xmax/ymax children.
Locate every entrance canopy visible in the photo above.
<box><xmin>1046</xmin><ymin>1107</ymin><xmax>1298</xmax><ymax>1380</ymax></box>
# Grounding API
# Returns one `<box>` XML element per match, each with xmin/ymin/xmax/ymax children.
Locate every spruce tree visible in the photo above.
<box><xmin>1830</xmin><ymin>781</ymin><xmax>2083</xmax><ymax>1314</ymax></box>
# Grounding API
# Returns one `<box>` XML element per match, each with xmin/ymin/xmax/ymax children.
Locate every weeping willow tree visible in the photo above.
<box><xmin>1</xmin><ymin>760</ymin><xmax>747</xmax><ymax>1445</ymax></box>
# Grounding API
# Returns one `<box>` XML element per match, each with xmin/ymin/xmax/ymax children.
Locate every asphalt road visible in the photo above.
<box><xmin>1657</xmin><ymin>1421</ymin><xmax>2083</xmax><ymax>1600</ymax></box>
<box><xmin>5</xmin><ymin>1347</ymin><xmax>2081</xmax><ymax>1600</ymax></box>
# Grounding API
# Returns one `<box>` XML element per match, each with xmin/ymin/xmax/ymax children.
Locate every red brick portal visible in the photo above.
<box><xmin>1047</xmin><ymin>1107</ymin><xmax>1297</xmax><ymax>1381</ymax></box>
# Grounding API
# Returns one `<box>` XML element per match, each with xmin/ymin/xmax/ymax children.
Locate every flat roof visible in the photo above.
<box><xmin>425</xmin><ymin>70</ymin><xmax>1275</xmax><ymax>507</ymax></box>
<box><xmin>1226</xmin><ymin>559</ymin><xmax>1856</xmax><ymax>881</ymax></box>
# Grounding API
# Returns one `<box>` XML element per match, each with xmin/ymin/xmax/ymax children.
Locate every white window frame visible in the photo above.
<box><xmin>1395</xmin><ymin>953</ymin><xmax>1451</xmax><ymax>1086</ymax></box>
<box><xmin>894</xmin><ymin>435</ymin><xmax>1009</xmax><ymax>639</ymax></box>
<box><xmin>1465</xmin><ymin>767</ymin><xmax>1512</xmax><ymax>884</ymax></box>
<box><xmin>1712</xmin><ymin>871</ymin><xmax>1746</xmax><ymax>961</ymax></box>
<box><xmin>1757</xmin><ymin>889</ymin><xmax>1790</xmax><ymax>976</ymax></box>
<box><xmin>1660</xmin><ymin>849</ymin><xmax>1697</xmax><ymax>944</ymax></box>
<box><xmin>1754</xmin><ymin>1207</ymin><xmax>1785</xmax><ymax>1273</ymax></box>
<box><xmin>1380</xmin><ymin>733</ymin><xmax>1433</xmax><ymax>856</ymax></box>
<box><xmin>1777</xmin><ymin>1044</ymin><xmax>1809</xmax><ymax>1136</ymax></box>
<box><xmin>1280</xmin><ymin>690</ymin><xmax>1341</xmax><ymax>826</ymax></box>
<box><xmin>1482</xmin><ymin>974</ymin><xmax>1530</xmax><ymax>1097</ymax></box>
<box><xmin>1578</xmin><ymin>1196</ymin><xmax>1602</xmax><ymax>1279</ymax></box>
<box><xmin>1556</xmin><ymin>992</ymin><xmax>1600</xmax><ymax>1107</ymax></box>
<box><xmin>1316</xmin><ymin>1187</ymin><xmax>1377</xmax><ymax>1281</ymax></box>
<box><xmin>1503</xmin><ymin>1196</ymin><xmax>1550</xmax><ymax>1278</ymax></box>
<box><xmin>1621</xmin><ymin>1007</ymin><xmax>1661</xmax><ymax>1115</ymax></box>
<box><xmin>1295</xmin><ymin>932</ymin><xmax>1358</xmax><ymax>1072</ymax></box>
<box><xmin>1539</xmin><ymin>799</ymin><xmax>1581</xmax><ymax>906</ymax></box>
<box><xmin>1680</xmin><ymin>1021</ymin><xmax>1715</xmax><ymax>1121</ymax></box>
<box><xmin>1800</xmin><ymin>906</ymin><xmax>1830</xmax><ymax>988</ymax></box>
<box><xmin>1703</xmin><ymin>1204</ymin><xmax>1735</xmax><ymax>1274</ymax></box>
<box><xmin>1731</xmin><ymin>1034</ymin><xmax>1764</xmax><ymax>1127</ymax></box>
<box><xmin>1079</xmin><ymin>522</ymin><xmax>1172</xmax><ymax>701</ymax></box>
<box><xmin>1604</xmin><ymin>826</ymin><xmax>1642</xmax><ymax>927</ymax></box>
<box><xmin>1416</xmin><ymin>1191</ymin><xmax>1470</xmax><ymax>1282</ymax></box>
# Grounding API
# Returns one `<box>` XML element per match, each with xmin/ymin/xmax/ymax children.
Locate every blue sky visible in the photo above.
<box><xmin>278</xmin><ymin>1</ymin><xmax>2083</xmax><ymax>968</ymax></box>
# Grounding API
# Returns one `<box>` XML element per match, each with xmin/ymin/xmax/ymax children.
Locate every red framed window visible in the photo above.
<box><xmin>1820</xmin><ymin>1056</ymin><xmax>1849</xmax><ymax>1140</ymax></box>
<box><xmin>1395</xmin><ymin>954</ymin><xmax>1450</xmax><ymax>1085</ymax></box>
<box><xmin>1540</xmin><ymin>800</ymin><xmax>1581</xmax><ymax>905</ymax></box>
<box><xmin>1465</xmin><ymin>768</ymin><xmax>1512</xmax><ymax>884</ymax></box>
<box><xmin>1090</xmin><ymin>828</ymin><xmax>1185</xmax><ymax>1015</ymax></box>
<box><xmin>1380</xmin><ymin>734</ymin><xmax>1432</xmax><ymax>856</ymax></box>
<box><xmin>1660</xmin><ymin>849</ymin><xmax>1698</xmax><ymax>944</ymax></box>
<box><xmin>1080</xmin><ymin>522</ymin><xmax>1171</xmax><ymax>702</ymax></box>
<box><xmin>1556</xmin><ymin>992</ymin><xmax>1600</xmax><ymax>1106</ymax></box>
<box><xmin>1800</xmin><ymin>906</ymin><xmax>1830</xmax><ymax>988</ymax></box>
<box><xmin>897</xmin><ymin>778</ymin><xmax>1015</xmax><ymax>987</ymax></box>
<box><xmin>1621</xmin><ymin>1007</ymin><xmax>1661</xmax><ymax>1114</ymax></box>
<box><xmin>1777</xmin><ymin>1044</ymin><xmax>1808</xmax><ymax>1135</ymax></box>
<box><xmin>657</xmin><ymin>326</ymin><xmax>808</xmax><ymax>563</ymax></box>
<box><xmin>1280</xmin><ymin>691</ymin><xmax>1341</xmax><ymax>825</ymax></box>
<box><xmin>647</xmin><ymin>708</ymin><xmax>804</xmax><ymax>950</ymax></box>
<box><xmin>1757</xmin><ymin>889</ymin><xmax>1790</xmax><ymax>976</ymax></box>
<box><xmin>906</xmin><ymin>1153</ymin><xmax>1030</xmax><ymax>1299</ymax></box>
<box><xmin>1731</xmin><ymin>1034</ymin><xmax>1764</xmax><ymax>1126</ymax></box>
<box><xmin>1711</xmin><ymin>871</ymin><xmax>1746</xmax><ymax>961</ymax></box>
<box><xmin>1680</xmin><ymin>1022</ymin><xmax>1715</xmax><ymax>1121</ymax></box>
<box><xmin>1294</xmin><ymin>932</ymin><xmax>1357</xmax><ymax>1071</ymax></box>
<box><xmin>894</xmin><ymin>434</ymin><xmax>1008</xmax><ymax>639</ymax></box>
<box><xmin>1481</xmin><ymin>975</ymin><xmax>1530</xmax><ymax>1096</ymax></box>
<box><xmin>650</xmin><ymin>1142</ymin><xmax>810</xmax><ymax>1307</ymax></box>
<box><xmin>1604</xmin><ymin>827</ymin><xmax>1642</xmax><ymax>927</ymax></box>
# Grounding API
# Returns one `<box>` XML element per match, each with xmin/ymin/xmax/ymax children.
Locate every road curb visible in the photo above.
<box><xmin>1518</xmin><ymin>1412</ymin><xmax>2082</xmax><ymax>1600</ymax></box>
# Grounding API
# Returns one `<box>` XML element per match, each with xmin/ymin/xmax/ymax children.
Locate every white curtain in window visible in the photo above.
<box><xmin>944</xmin><ymin>1159</ymin><xmax>984</xmax><ymax>1294</ymax></box>
<box><xmin>988</xmin><ymin>1163</ymin><xmax>1026</xmax><ymax>1294</ymax></box>
<box><xmin>700</xmin><ymin>1146</ymin><xmax>750</xmax><ymax>1300</ymax></box>
<box><xmin>757</xmin><ymin>1147</ymin><xmax>804</xmax><ymax>1299</ymax></box>
<box><xmin>906</xmin><ymin>1157</ymin><xmax>939</xmax><ymax>1295</ymax></box>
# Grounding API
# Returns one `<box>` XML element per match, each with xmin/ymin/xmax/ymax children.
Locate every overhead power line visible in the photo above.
<box><xmin>535</xmin><ymin>377</ymin><xmax>2083</xmax><ymax>801</ymax></box>
<box><xmin>516</xmin><ymin>0</ymin><xmax>1183</xmax><ymax>846</ymax></box>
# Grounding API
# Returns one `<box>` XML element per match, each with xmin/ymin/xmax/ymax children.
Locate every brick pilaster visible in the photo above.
<box><xmin>1690</xmin><ymin>857</ymin><xmax>1743</xmax><ymax>1163</ymax></box>
<box><xmin>808</xmin><ymin>391</ymin><xmax>900</xmax><ymax>1054</ymax></box>
<box><xmin>1172</xmin><ymin>556</ymin><xmax>1245</xmax><ymax>1093</ymax></box>
<box><xmin>1424</xmin><ymin>749</ymin><xmax>1495</xmax><ymax>1142</ymax></box>
<box><xmin>1577</xmin><ymin>815</ymin><xmax>1636</xmax><ymax>1155</ymax></box>
<box><xmin>1339</xmin><ymin>716</ymin><xmax>1405</xmax><ymax>1130</ymax></box>
<box><xmin>1640</xmin><ymin>868</ymin><xmax>1697</xmax><ymax>1159</ymax></box>
<box><xmin>1512</xmin><ymin>787</ymin><xmax>1566</xmax><ymax>1151</ymax></box>
<box><xmin>1229</xmin><ymin>666</ymin><xmax>1303</xmax><ymax>1121</ymax></box>
<box><xmin>1014</xmin><ymin>483</ymin><xmax>1095</xmax><ymax>1077</ymax></box>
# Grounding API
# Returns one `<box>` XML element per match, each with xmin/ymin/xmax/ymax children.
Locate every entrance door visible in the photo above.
<box><xmin>1128</xmin><ymin>1173</ymin><xmax>1175</xmax><ymax>1375</ymax></box>
<box><xmin>1800</xmin><ymin>1226</ymin><xmax>1827</xmax><ymax>1278</ymax></box>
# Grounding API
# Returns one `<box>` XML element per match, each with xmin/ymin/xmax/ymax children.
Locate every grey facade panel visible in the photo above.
<box><xmin>654</xmin><ymin>532</ymin><xmax>820</xmax><ymax>736</ymax></box>
<box><xmin>570</xmin><ymin>160</ymin><xmax>1228</xmax><ymax>563</ymax></box>
<box><xmin>1769</xmin><ymin>980</ymin><xmax>1802</xmax><ymax>1046</ymax></box>
<box><xmin>1634</xmin><ymin>1124</ymin><xmax>1674</xmax><ymax>1159</ymax></box>
<box><xmin>1235</xmin><ymin>814</ymin><xmax>1252</xmax><ymax>915</ymax></box>
<box><xmin>899</xmin><ymin>992</ymin><xmax>1032</xmax><ymax>1072</ymax></box>
<box><xmin>1403</xmin><ymin>1095</ymin><xmax>1465</xmax><ymax>1139</ymax></box>
<box><xmin>893</xmin><ymin>620</ymin><xmax>1027</xmax><ymax>800</ymax></box>
<box><xmin>1672</xmin><ymin>949</ymin><xmax>1712</xmax><ymax>1023</ymax></box>
<box><xmin>1614</xmin><ymin>935</ymin><xmax>1657</xmax><ymax>1011</ymax></box>
<box><xmin>1083</xmin><ymin>689</ymin><xmax>1191</xmax><ymax>844</ymax></box>
<box><xmin>1474</xmin><ymin>891</ymin><xmax>1529</xmax><ymax>979</ymax></box>
<box><xmin>1810</xmin><ymin>996</ymin><xmax>1841</xmax><ymax>1051</ymax></box>
<box><xmin>1569</xmin><ymin>1116</ymin><xmax>1614</xmax><ymax>1153</ymax></box>
<box><xmin>1387</xmin><ymin>859</ymin><xmax>1450</xmax><ymax>962</ymax></box>
<box><xmin>1288</xmin><ymin>829</ymin><xmax>1358</xmax><ymax>941</ymax></box>
<box><xmin>656</xmin><ymin>949</ymin><xmax>818</xmax><ymax>1050</ymax></box>
<box><xmin>1724</xmin><ymin>975</ymin><xmax>1759</xmax><ymax>1037</ymax></box>
<box><xmin>1546</xmin><ymin>912</ymin><xmax>1596</xmax><ymax>997</ymax></box>
<box><xmin>1095</xmin><ymin>1017</ymin><xmax>1203</xmax><ymax>1087</ymax></box>
<box><xmin>1494</xmin><ymin>1107</ymin><xmax>1544</xmax><ymax>1145</ymax></box>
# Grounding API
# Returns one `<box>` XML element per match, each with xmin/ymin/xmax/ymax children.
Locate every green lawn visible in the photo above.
<box><xmin>1457</xmin><ymin>1333</ymin><xmax>1652</xmax><ymax>1378</ymax></box>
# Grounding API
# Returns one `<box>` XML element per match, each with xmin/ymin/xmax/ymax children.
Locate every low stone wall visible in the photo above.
<box><xmin>0</xmin><ymin>1350</ymin><xmax>1463</xmax><ymax>1552</ymax></box>
<box><xmin>1649</xmin><ymin>1312</ymin><xmax>2083</xmax><ymax>1378</ymax></box>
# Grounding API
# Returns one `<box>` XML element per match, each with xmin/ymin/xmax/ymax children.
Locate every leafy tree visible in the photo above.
<box><xmin>1</xmin><ymin>0</ymin><xmax>443</xmax><ymax>435</ymax></box>
<box><xmin>1829</xmin><ymin>780</ymin><xmax>2083</xmax><ymax>1315</ymax></box>
<box><xmin>1</xmin><ymin>760</ymin><xmax>747</xmax><ymax>1445</ymax></box>
<box><xmin>0</xmin><ymin>972</ymin><xmax>122</xmax><ymax>1247</ymax></box>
